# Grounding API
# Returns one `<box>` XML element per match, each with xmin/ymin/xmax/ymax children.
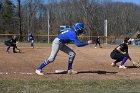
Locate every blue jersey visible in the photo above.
<box><xmin>28</xmin><ymin>34</ymin><xmax>34</xmax><ymax>41</ymax></box>
<box><xmin>57</xmin><ymin>28</ymin><xmax>88</xmax><ymax>47</ymax></box>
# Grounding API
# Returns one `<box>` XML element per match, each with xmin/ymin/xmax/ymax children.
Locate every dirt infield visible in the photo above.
<box><xmin>0</xmin><ymin>44</ymin><xmax>140</xmax><ymax>80</ymax></box>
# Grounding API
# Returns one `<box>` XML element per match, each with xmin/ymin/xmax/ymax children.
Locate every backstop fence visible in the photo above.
<box><xmin>0</xmin><ymin>34</ymin><xmax>117</xmax><ymax>44</ymax></box>
<box><xmin>1</xmin><ymin>34</ymin><xmax>140</xmax><ymax>45</ymax></box>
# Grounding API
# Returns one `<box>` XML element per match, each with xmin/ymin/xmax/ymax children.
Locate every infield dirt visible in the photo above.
<box><xmin>0</xmin><ymin>44</ymin><xmax>140</xmax><ymax>80</ymax></box>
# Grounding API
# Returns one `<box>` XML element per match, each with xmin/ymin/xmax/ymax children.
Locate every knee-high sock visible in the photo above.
<box><xmin>68</xmin><ymin>61</ymin><xmax>73</xmax><ymax>70</ymax></box>
<box><xmin>37</xmin><ymin>60</ymin><xmax>50</xmax><ymax>70</ymax></box>
<box><xmin>68</xmin><ymin>56</ymin><xmax>75</xmax><ymax>70</ymax></box>
<box><xmin>121</xmin><ymin>56</ymin><xmax>128</xmax><ymax>66</ymax></box>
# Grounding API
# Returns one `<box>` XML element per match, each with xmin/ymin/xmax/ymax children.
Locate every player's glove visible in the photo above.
<box><xmin>132</xmin><ymin>61</ymin><xmax>140</xmax><ymax>68</ymax></box>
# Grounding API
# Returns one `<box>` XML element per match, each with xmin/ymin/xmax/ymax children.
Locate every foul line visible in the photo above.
<box><xmin>117</xmin><ymin>72</ymin><xmax>140</xmax><ymax>75</ymax></box>
<box><xmin>0</xmin><ymin>72</ymin><xmax>35</xmax><ymax>75</ymax></box>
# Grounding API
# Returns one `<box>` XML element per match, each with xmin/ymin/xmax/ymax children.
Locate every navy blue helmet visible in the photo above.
<box><xmin>72</xmin><ymin>22</ymin><xmax>84</xmax><ymax>34</ymax></box>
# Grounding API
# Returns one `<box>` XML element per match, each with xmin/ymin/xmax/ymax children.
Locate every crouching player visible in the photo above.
<box><xmin>5</xmin><ymin>35</ymin><xmax>21</xmax><ymax>53</ymax></box>
<box><xmin>110</xmin><ymin>37</ymin><xmax>133</xmax><ymax>69</ymax></box>
<box><xmin>35</xmin><ymin>22</ymin><xmax>93</xmax><ymax>75</ymax></box>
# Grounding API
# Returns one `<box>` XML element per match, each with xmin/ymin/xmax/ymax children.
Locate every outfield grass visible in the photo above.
<box><xmin>0</xmin><ymin>79</ymin><xmax>140</xmax><ymax>93</ymax></box>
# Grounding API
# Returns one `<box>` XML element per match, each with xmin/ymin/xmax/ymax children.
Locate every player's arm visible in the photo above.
<box><xmin>72</xmin><ymin>37</ymin><xmax>92</xmax><ymax>47</ymax></box>
<box><xmin>128</xmin><ymin>56</ymin><xmax>132</xmax><ymax>61</ymax></box>
<box><xmin>127</xmin><ymin>50</ymin><xmax>132</xmax><ymax>61</ymax></box>
<box><xmin>116</xmin><ymin>46</ymin><xmax>126</xmax><ymax>54</ymax></box>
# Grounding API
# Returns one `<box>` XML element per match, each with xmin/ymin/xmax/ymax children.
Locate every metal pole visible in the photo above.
<box><xmin>18</xmin><ymin>0</ymin><xmax>22</xmax><ymax>41</ymax></box>
<box><xmin>104</xmin><ymin>19</ymin><xmax>107</xmax><ymax>44</ymax></box>
<box><xmin>47</xmin><ymin>10</ymin><xmax>50</xmax><ymax>44</ymax></box>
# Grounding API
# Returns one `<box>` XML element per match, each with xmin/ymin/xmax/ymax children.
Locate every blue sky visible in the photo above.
<box><xmin>113</xmin><ymin>0</ymin><xmax>140</xmax><ymax>5</ymax></box>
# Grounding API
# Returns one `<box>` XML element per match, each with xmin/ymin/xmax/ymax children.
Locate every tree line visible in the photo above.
<box><xmin>0</xmin><ymin>0</ymin><xmax>140</xmax><ymax>42</ymax></box>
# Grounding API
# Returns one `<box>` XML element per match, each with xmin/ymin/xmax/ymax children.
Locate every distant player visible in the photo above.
<box><xmin>35</xmin><ymin>22</ymin><xmax>93</xmax><ymax>75</ymax></box>
<box><xmin>110</xmin><ymin>37</ymin><xmax>133</xmax><ymax>69</ymax></box>
<box><xmin>5</xmin><ymin>35</ymin><xmax>20</xmax><ymax>53</ymax></box>
<box><xmin>94</xmin><ymin>36</ymin><xmax>102</xmax><ymax>48</ymax></box>
<box><xmin>28</xmin><ymin>32</ymin><xmax>34</xmax><ymax>48</ymax></box>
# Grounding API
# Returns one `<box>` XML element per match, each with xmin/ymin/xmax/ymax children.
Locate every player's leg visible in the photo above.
<box><xmin>111</xmin><ymin>59</ymin><xmax>121</xmax><ymax>67</ymax></box>
<box><xmin>6</xmin><ymin>46</ymin><xmax>10</xmax><ymax>53</ymax></box>
<box><xmin>95</xmin><ymin>42</ymin><xmax>97</xmax><ymax>48</ymax></box>
<box><xmin>15</xmin><ymin>45</ymin><xmax>21</xmax><ymax>53</ymax></box>
<box><xmin>60</xmin><ymin>45</ymin><xmax>77</xmax><ymax>74</ymax></box>
<box><xmin>12</xmin><ymin>44</ymin><xmax>17</xmax><ymax>53</ymax></box>
<box><xmin>119</xmin><ymin>54</ymin><xmax>129</xmax><ymax>69</ymax></box>
<box><xmin>110</xmin><ymin>51</ymin><xmax>121</xmax><ymax>66</ymax></box>
<box><xmin>4</xmin><ymin>41</ymin><xmax>11</xmax><ymax>52</ymax></box>
<box><xmin>35</xmin><ymin>38</ymin><xmax>61</xmax><ymax>75</ymax></box>
<box><xmin>98</xmin><ymin>42</ymin><xmax>102</xmax><ymax>48</ymax></box>
<box><xmin>31</xmin><ymin>40</ymin><xmax>34</xmax><ymax>48</ymax></box>
<box><xmin>112</xmin><ymin>52</ymin><xmax>128</xmax><ymax>69</ymax></box>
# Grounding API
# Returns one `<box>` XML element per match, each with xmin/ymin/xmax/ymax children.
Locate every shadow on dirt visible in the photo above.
<box><xmin>126</xmin><ymin>66</ymin><xmax>139</xmax><ymax>68</ymax></box>
<box><xmin>47</xmin><ymin>70</ymin><xmax>118</xmax><ymax>74</ymax></box>
<box><xmin>78</xmin><ymin>70</ymin><xmax>117</xmax><ymax>74</ymax></box>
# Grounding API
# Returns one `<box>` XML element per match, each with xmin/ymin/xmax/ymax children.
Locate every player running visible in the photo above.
<box><xmin>28</xmin><ymin>32</ymin><xmax>34</xmax><ymax>48</ymax></box>
<box><xmin>94</xmin><ymin>36</ymin><xmax>102</xmax><ymax>48</ymax></box>
<box><xmin>35</xmin><ymin>22</ymin><xmax>93</xmax><ymax>75</ymax></box>
<box><xmin>110</xmin><ymin>37</ymin><xmax>133</xmax><ymax>69</ymax></box>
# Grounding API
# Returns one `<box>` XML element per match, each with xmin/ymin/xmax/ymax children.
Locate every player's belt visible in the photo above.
<box><xmin>56</xmin><ymin>37</ymin><xmax>66</xmax><ymax>44</ymax></box>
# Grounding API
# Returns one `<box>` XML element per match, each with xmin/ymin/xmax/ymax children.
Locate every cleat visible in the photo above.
<box><xmin>111</xmin><ymin>63</ymin><xmax>117</xmax><ymax>67</ymax></box>
<box><xmin>35</xmin><ymin>69</ymin><xmax>44</xmax><ymax>75</ymax></box>
<box><xmin>68</xmin><ymin>69</ymin><xmax>78</xmax><ymax>75</ymax></box>
<box><xmin>119</xmin><ymin>65</ymin><xmax>127</xmax><ymax>69</ymax></box>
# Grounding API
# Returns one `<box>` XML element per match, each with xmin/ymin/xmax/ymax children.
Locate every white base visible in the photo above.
<box><xmin>55</xmin><ymin>70</ymin><xmax>67</xmax><ymax>74</ymax></box>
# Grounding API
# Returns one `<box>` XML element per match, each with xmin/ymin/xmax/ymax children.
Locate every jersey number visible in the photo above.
<box><xmin>61</xmin><ymin>30</ymin><xmax>68</xmax><ymax>34</ymax></box>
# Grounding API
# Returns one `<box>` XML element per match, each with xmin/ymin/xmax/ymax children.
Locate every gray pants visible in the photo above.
<box><xmin>48</xmin><ymin>38</ymin><xmax>76</xmax><ymax>62</ymax></box>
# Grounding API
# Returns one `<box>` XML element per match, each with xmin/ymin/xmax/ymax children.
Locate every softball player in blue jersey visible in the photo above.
<box><xmin>110</xmin><ymin>37</ymin><xmax>133</xmax><ymax>69</ymax></box>
<box><xmin>28</xmin><ymin>32</ymin><xmax>34</xmax><ymax>48</ymax></box>
<box><xmin>35</xmin><ymin>22</ymin><xmax>93</xmax><ymax>75</ymax></box>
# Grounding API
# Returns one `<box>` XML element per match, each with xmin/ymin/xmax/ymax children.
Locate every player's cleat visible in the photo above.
<box><xmin>111</xmin><ymin>63</ymin><xmax>117</xmax><ymax>67</ymax></box>
<box><xmin>13</xmin><ymin>51</ymin><xmax>17</xmax><ymax>53</ymax></box>
<box><xmin>35</xmin><ymin>69</ymin><xmax>44</xmax><ymax>75</ymax></box>
<box><xmin>68</xmin><ymin>69</ymin><xmax>78</xmax><ymax>74</ymax></box>
<box><xmin>6</xmin><ymin>51</ymin><xmax>10</xmax><ymax>53</ymax></box>
<box><xmin>119</xmin><ymin>65</ymin><xmax>127</xmax><ymax>69</ymax></box>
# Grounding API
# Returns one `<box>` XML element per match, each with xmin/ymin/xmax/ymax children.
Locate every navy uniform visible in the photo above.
<box><xmin>5</xmin><ymin>36</ymin><xmax>20</xmax><ymax>53</ymax></box>
<box><xmin>110</xmin><ymin>38</ymin><xmax>132</xmax><ymax>69</ymax></box>
<box><xmin>95</xmin><ymin>36</ymin><xmax>102</xmax><ymax>48</ymax></box>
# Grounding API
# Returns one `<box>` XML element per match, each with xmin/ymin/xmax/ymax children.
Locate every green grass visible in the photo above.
<box><xmin>0</xmin><ymin>79</ymin><xmax>140</xmax><ymax>93</ymax></box>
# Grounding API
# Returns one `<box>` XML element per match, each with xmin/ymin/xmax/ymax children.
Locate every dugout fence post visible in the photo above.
<box><xmin>47</xmin><ymin>10</ymin><xmax>50</xmax><ymax>44</ymax></box>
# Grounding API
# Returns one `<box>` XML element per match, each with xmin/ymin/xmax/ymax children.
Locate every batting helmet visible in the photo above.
<box><xmin>29</xmin><ymin>32</ymin><xmax>32</xmax><ymax>35</ymax></box>
<box><xmin>72</xmin><ymin>22</ymin><xmax>84</xmax><ymax>34</ymax></box>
